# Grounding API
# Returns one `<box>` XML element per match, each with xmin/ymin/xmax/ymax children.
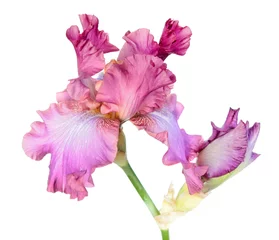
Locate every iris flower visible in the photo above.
<box><xmin>22</xmin><ymin>14</ymin><xmax>195</xmax><ymax>200</ymax></box>
<box><xmin>155</xmin><ymin>108</ymin><xmax>260</xmax><ymax>229</ymax></box>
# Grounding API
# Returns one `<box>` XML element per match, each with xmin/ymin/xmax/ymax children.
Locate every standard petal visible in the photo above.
<box><xmin>197</xmin><ymin>121</ymin><xmax>248</xmax><ymax>178</ymax></box>
<box><xmin>57</xmin><ymin>77</ymin><xmax>100</xmax><ymax>110</ymax></box>
<box><xmin>66</xmin><ymin>14</ymin><xmax>118</xmax><ymax>77</ymax></box>
<box><xmin>157</xmin><ymin>19</ymin><xmax>192</xmax><ymax>60</ymax></box>
<box><xmin>117</xmin><ymin>29</ymin><xmax>159</xmax><ymax>60</ymax></box>
<box><xmin>23</xmin><ymin>103</ymin><xmax>120</xmax><ymax>200</ymax></box>
<box><xmin>201</xmin><ymin>108</ymin><xmax>240</xmax><ymax>149</ymax></box>
<box><xmin>96</xmin><ymin>54</ymin><xmax>176</xmax><ymax>120</ymax></box>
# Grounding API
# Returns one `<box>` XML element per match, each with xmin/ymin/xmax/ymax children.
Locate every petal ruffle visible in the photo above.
<box><xmin>66</xmin><ymin>14</ymin><xmax>118</xmax><ymax>77</ymax></box>
<box><xmin>117</xmin><ymin>29</ymin><xmax>159</xmax><ymax>60</ymax></box>
<box><xmin>23</xmin><ymin>103</ymin><xmax>120</xmax><ymax>200</ymax></box>
<box><xmin>182</xmin><ymin>163</ymin><xmax>208</xmax><ymax>194</ymax></box>
<box><xmin>57</xmin><ymin>77</ymin><xmax>100</xmax><ymax>110</ymax></box>
<box><xmin>157</xmin><ymin>19</ymin><xmax>192</xmax><ymax>60</ymax></box>
<box><xmin>198</xmin><ymin>121</ymin><xmax>248</xmax><ymax>178</ymax></box>
<box><xmin>96</xmin><ymin>54</ymin><xmax>176</xmax><ymax>120</ymax></box>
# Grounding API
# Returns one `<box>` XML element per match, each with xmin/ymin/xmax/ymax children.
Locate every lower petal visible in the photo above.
<box><xmin>131</xmin><ymin>95</ymin><xmax>202</xmax><ymax>165</ymax></box>
<box><xmin>23</xmin><ymin>103</ymin><xmax>120</xmax><ymax>200</ymax></box>
<box><xmin>182</xmin><ymin>163</ymin><xmax>208</xmax><ymax>194</ymax></box>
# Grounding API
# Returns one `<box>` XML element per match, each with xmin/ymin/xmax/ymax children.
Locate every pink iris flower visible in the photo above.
<box><xmin>22</xmin><ymin>14</ymin><xmax>193</xmax><ymax>200</ymax></box>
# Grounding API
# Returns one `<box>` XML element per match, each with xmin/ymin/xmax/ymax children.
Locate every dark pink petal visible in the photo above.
<box><xmin>66</xmin><ymin>14</ymin><xmax>118</xmax><ymax>77</ymax></box>
<box><xmin>183</xmin><ymin>163</ymin><xmax>208</xmax><ymax>194</ymax></box>
<box><xmin>198</xmin><ymin>121</ymin><xmax>248</xmax><ymax>178</ymax></box>
<box><xmin>96</xmin><ymin>54</ymin><xmax>176</xmax><ymax>120</ymax></box>
<box><xmin>79</xmin><ymin>14</ymin><xmax>118</xmax><ymax>54</ymax></box>
<box><xmin>201</xmin><ymin>108</ymin><xmax>240</xmax><ymax>149</ymax></box>
<box><xmin>117</xmin><ymin>29</ymin><xmax>159</xmax><ymax>60</ymax></box>
<box><xmin>23</xmin><ymin>103</ymin><xmax>120</xmax><ymax>200</ymax></box>
<box><xmin>157</xmin><ymin>19</ymin><xmax>192</xmax><ymax>60</ymax></box>
<box><xmin>131</xmin><ymin>95</ymin><xmax>203</xmax><ymax>165</ymax></box>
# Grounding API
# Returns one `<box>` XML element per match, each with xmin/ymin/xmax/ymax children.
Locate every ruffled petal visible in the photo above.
<box><xmin>157</xmin><ymin>19</ymin><xmax>192</xmax><ymax>60</ymax></box>
<box><xmin>66</xmin><ymin>14</ymin><xmax>118</xmax><ymax>77</ymax></box>
<box><xmin>182</xmin><ymin>163</ymin><xmax>208</xmax><ymax>194</ymax></box>
<box><xmin>96</xmin><ymin>54</ymin><xmax>176</xmax><ymax>120</ymax></box>
<box><xmin>23</xmin><ymin>103</ymin><xmax>120</xmax><ymax>200</ymax></box>
<box><xmin>117</xmin><ymin>29</ymin><xmax>159</xmax><ymax>60</ymax></box>
<box><xmin>131</xmin><ymin>95</ymin><xmax>201</xmax><ymax>165</ymax></box>
<box><xmin>198</xmin><ymin>121</ymin><xmax>248</xmax><ymax>178</ymax></box>
<box><xmin>57</xmin><ymin>77</ymin><xmax>100</xmax><ymax>110</ymax></box>
<box><xmin>23</xmin><ymin>121</ymin><xmax>49</xmax><ymax>160</ymax></box>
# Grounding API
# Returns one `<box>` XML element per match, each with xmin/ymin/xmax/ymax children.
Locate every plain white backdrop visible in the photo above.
<box><xmin>0</xmin><ymin>0</ymin><xmax>278</xmax><ymax>239</ymax></box>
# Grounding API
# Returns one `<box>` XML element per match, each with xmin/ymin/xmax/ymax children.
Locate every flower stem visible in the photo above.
<box><xmin>118</xmin><ymin>161</ymin><xmax>170</xmax><ymax>240</ymax></box>
<box><xmin>161</xmin><ymin>230</ymin><xmax>170</xmax><ymax>240</ymax></box>
<box><xmin>121</xmin><ymin>162</ymin><xmax>160</xmax><ymax>217</ymax></box>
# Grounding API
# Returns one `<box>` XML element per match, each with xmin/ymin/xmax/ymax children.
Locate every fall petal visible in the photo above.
<box><xmin>131</xmin><ymin>95</ymin><xmax>203</xmax><ymax>167</ymax></box>
<box><xmin>96</xmin><ymin>54</ymin><xmax>176</xmax><ymax>120</ymax></box>
<box><xmin>183</xmin><ymin>163</ymin><xmax>208</xmax><ymax>194</ymax></box>
<box><xmin>23</xmin><ymin>103</ymin><xmax>120</xmax><ymax>200</ymax></box>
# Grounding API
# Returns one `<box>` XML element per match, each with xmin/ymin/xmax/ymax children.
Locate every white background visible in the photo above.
<box><xmin>0</xmin><ymin>0</ymin><xmax>278</xmax><ymax>239</ymax></box>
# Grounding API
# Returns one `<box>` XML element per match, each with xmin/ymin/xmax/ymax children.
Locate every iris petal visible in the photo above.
<box><xmin>131</xmin><ymin>94</ymin><xmax>198</xmax><ymax>165</ymax></box>
<box><xmin>198</xmin><ymin>121</ymin><xmax>248</xmax><ymax>178</ymax></box>
<box><xmin>66</xmin><ymin>14</ymin><xmax>118</xmax><ymax>77</ymax></box>
<box><xmin>23</xmin><ymin>103</ymin><xmax>120</xmax><ymax>200</ymax></box>
<box><xmin>117</xmin><ymin>29</ymin><xmax>159</xmax><ymax>60</ymax></box>
<box><xmin>157</xmin><ymin>19</ymin><xmax>192</xmax><ymax>60</ymax></box>
<box><xmin>131</xmin><ymin>95</ymin><xmax>205</xmax><ymax>194</ymax></box>
<box><xmin>96</xmin><ymin>54</ymin><xmax>176</xmax><ymax>120</ymax></box>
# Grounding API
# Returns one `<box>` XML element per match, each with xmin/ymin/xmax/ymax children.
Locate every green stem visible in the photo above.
<box><xmin>121</xmin><ymin>162</ymin><xmax>160</xmax><ymax>217</ymax></box>
<box><xmin>161</xmin><ymin>230</ymin><xmax>170</xmax><ymax>240</ymax></box>
<box><xmin>118</xmin><ymin>161</ymin><xmax>170</xmax><ymax>240</ymax></box>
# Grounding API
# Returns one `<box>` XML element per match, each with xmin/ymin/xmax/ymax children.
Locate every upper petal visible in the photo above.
<box><xmin>201</xmin><ymin>108</ymin><xmax>240</xmax><ymax>150</ymax></box>
<box><xmin>157</xmin><ymin>19</ymin><xmax>192</xmax><ymax>60</ymax></box>
<box><xmin>66</xmin><ymin>14</ymin><xmax>118</xmax><ymax>77</ymax></box>
<box><xmin>117</xmin><ymin>29</ymin><xmax>159</xmax><ymax>60</ymax></box>
<box><xmin>23</xmin><ymin>103</ymin><xmax>120</xmax><ymax>200</ymax></box>
<box><xmin>197</xmin><ymin>121</ymin><xmax>248</xmax><ymax>178</ymax></box>
<box><xmin>57</xmin><ymin>77</ymin><xmax>101</xmax><ymax>111</ymax></box>
<box><xmin>96</xmin><ymin>54</ymin><xmax>176</xmax><ymax>120</ymax></box>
